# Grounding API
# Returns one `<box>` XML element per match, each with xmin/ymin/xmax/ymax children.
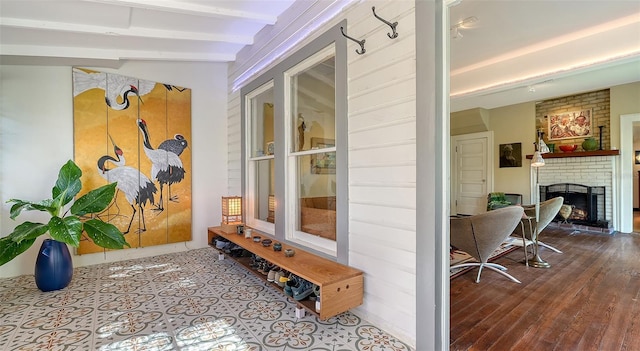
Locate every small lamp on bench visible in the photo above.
<box><xmin>221</xmin><ymin>196</ymin><xmax>243</xmax><ymax>233</ymax></box>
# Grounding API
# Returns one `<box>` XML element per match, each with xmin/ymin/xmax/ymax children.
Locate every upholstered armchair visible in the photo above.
<box><xmin>513</xmin><ymin>196</ymin><xmax>564</xmax><ymax>254</ymax></box>
<box><xmin>450</xmin><ymin>206</ymin><xmax>525</xmax><ymax>283</ymax></box>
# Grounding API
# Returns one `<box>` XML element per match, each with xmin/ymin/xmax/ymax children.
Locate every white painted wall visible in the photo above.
<box><xmin>0</xmin><ymin>62</ymin><xmax>228</xmax><ymax>278</ymax></box>
<box><xmin>634</xmin><ymin>136</ymin><xmax>640</xmax><ymax>208</ymax></box>
<box><xmin>489</xmin><ymin>102</ymin><xmax>536</xmax><ymax>198</ymax></box>
<box><xmin>609</xmin><ymin>82</ymin><xmax>640</xmax><ymax>148</ymax></box>
<box><xmin>226</xmin><ymin>0</ymin><xmax>437</xmax><ymax>347</ymax></box>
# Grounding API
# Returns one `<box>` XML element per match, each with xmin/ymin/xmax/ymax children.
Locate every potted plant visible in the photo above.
<box><xmin>0</xmin><ymin>160</ymin><xmax>129</xmax><ymax>291</ymax></box>
<box><xmin>487</xmin><ymin>192</ymin><xmax>512</xmax><ymax>211</ymax></box>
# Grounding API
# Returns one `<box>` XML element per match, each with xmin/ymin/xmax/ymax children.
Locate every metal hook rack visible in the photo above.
<box><xmin>372</xmin><ymin>6</ymin><xmax>398</xmax><ymax>39</ymax></box>
<box><xmin>340</xmin><ymin>26</ymin><xmax>366</xmax><ymax>55</ymax></box>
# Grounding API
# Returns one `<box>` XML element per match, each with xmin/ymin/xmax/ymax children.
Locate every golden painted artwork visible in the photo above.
<box><xmin>72</xmin><ymin>68</ymin><xmax>192</xmax><ymax>254</ymax></box>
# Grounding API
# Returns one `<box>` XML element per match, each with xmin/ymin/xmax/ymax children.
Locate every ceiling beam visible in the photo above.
<box><xmin>82</xmin><ymin>0</ymin><xmax>278</xmax><ymax>24</ymax></box>
<box><xmin>0</xmin><ymin>18</ymin><xmax>253</xmax><ymax>45</ymax></box>
<box><xmin>0</xmin><ymin>44</ymin><xmax>236</xmax><ymax>62</ymax></box>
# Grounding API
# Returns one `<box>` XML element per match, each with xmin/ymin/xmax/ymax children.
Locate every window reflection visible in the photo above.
<box><xmin>253</xmin><ymin>159</ymin><xmax>274</xmax><ymax>224</ymax></box>
<box><xmin>296</xmin><ymin>154</ymin><xmax>336</xmax><ymax>241</ymax></box>
<box><xmin>247</xmin><ymin>82</ymin><xmax>275</xmax><ymax>226</ymax></box>
<box><xmin>249</xmin><ymin>86</ymin><xmax>274</xmax><ymax>158</ymax></box>
<box><xmin>288</xmin><ymin>45</ymin><xmax>336</xmax><ymax>242</ymax></box>
<box><xmin>290</xmin><ymin>53</ymin><xmax>335</xmax><ymax>153</ymax></box>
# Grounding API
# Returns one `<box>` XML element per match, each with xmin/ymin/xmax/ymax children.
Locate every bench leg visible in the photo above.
<box><xmin>295</xmin><ymin>306</ymin><xmax>306</xmax><ymax>319</ymax></box>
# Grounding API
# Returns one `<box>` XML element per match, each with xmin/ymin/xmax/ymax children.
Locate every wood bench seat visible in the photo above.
<box><xmin>207</xmin><ymin>226</ymin><xmax>363</xmax><ymax>320</ymax></box>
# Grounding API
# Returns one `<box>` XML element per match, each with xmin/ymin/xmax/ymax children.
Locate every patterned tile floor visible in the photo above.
<box><xmin>0</xmin><ymin>248</ymin><xmax>413</xmax><ymax>351</ymax></box>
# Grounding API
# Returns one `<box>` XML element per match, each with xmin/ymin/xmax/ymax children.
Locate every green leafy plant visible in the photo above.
<box><xmin>487</xmin><ymin>192</ymin><xmax>512</xmax><ymax>211</ymax></box>
<box><xmin>0</xmin><ymin>160</ymin><xmax>130</xmax><ymax>266</ymax></box>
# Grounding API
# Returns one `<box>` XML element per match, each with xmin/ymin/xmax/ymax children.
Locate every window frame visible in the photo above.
<box><xmin>240</xmin><ymin>20</ymin><xmax>348</xmax><ymax>262</ymax></box>
<box><xmin>283</xmin><ymin>44</ymin><xmax>338</xmax><ymax>256</ymax></box>
<box><xmin>243</xmin><ymin>81</ymin><xmax>275</xmax><ymax>233</ymax></box>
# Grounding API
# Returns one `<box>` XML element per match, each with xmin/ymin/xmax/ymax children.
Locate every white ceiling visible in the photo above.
<box><xmin>0</xmin><ymin>0</ymin><xmax>296</xmax><ymax>65</ymax></box>
<box><xmin>1</xmin><ymin>0</ymin><xmax>639</xmax><ymax>112</ymax></box>
<box><xmin>450</xmin><ymin>0</ymin><xmax>640</xmax><ymax>111</ymax></box>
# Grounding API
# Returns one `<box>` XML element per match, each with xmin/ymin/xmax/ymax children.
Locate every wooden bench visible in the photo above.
<box><xmin>208</xmin><ymin>226</ymin><xmax>363</xmax><ymax>320</ymax></box>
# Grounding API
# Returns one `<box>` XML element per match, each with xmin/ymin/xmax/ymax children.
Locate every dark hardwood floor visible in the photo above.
<box><xmin>450</xmin><ymin>224</ymin><xmax>640</xmax><ymax>351</ymax></box>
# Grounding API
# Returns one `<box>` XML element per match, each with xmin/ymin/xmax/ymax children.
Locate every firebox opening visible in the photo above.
<box><xmin>540</xmin><ymin>183</ymin><xmax>609</xmax><ymax>228</ymax></box>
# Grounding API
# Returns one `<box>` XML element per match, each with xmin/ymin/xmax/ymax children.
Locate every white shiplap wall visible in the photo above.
<box><xmin>227</xmin><ymin>90</ymin><xmax>242</xmax><ymax>195</ymax></box>
<box><xmin>227</xmin><ymin>0</ymin><xmax>419</xmax><ymax>346</ymax></box>
<box><xmin>346</xmin><ymin>2</ymin><xmax>417</xmax><ymax>342</ymax></box>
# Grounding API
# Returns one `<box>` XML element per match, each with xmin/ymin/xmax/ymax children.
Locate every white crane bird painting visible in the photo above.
<box><xmin>73</xmin><ymin>68</ymin><xmax>192</xmax><ymax>254</ymax></box>
<box><xmin>97</xmin><ymin>136</ymin><xmax>157</xmax><ymax>234</ymax></box>
<box><xmin>137</xmin><ymin>118</ymin><xmax>188</xmax><ymax>211</ymax></box>
<box><xmin>73</xmin><ymin>68</ymin><xmax>156</xmax><ymax>111</ymax></box>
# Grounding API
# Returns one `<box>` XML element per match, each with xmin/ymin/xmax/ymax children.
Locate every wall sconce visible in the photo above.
<box><xmin>531</xmin><ymin>129</ymin><xmax>549</xmax><ymax>167</ymax></box>
<box><xmin>221</xmin><ymin>196</ymin><xmax>243</xmax><ymax>233</ymax></box>
<box><xmin>531</xmin><ymin>151</ymin><xmax>545</xmax><ymax>167</ymax></box>
<box><xmin>452</xmin><ymin>26</ymin><xmax>463</xmax><ymax>39</ymax></box>
<box><xmin>450</xmin><ymin>16</ymin><xmax>478</xmax><ymax>40</ymax></box>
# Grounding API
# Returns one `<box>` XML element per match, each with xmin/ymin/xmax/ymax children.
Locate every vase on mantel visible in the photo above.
<box><xmin>582</xmin><ymin>137</ymin><xmax>598</xmax><ymax>151</ymax></box>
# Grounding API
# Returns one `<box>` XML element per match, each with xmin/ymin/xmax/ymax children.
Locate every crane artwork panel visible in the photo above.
<box><xmin>72</xmin><ymin>68</ymin><xmax>192</xmax><ymax>254</ymax></box>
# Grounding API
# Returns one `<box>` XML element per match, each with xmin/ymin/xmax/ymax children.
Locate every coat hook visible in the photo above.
<box><xmin>340</xmin><ymin>26</ymin><xmax>366</xmax><ymax>55</ymax></box>
<box><xmin>372</xmin><ymin>6</ymin><xmax>398</xmax><ymax>39</ymax></box>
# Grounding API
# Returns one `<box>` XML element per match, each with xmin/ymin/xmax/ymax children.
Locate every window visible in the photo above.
<box><xmin>285</xmin><ymin>45</ymin><xmax>337</xmax><ymax>254</ymax></box>
<box><xmin>241</xmin><ymin>22</ymin><xmax>347</xmax><ymax>260</ymax></box>
<box><xmin>245</xmin><ymin>82</ymin><xmax>275</xmax><ymax>233</ymax></box>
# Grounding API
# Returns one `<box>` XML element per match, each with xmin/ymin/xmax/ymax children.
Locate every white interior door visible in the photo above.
<box><xmin>452</xmin><ymin>131</ymin><xmax>493</xmax><ymax>215</ymax></box>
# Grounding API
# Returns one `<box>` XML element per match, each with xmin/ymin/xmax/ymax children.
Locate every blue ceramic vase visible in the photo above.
<box><xmin>35</xmin><ymin>239</ymin><xmax>73</xmax><ymax>292</ymax></box>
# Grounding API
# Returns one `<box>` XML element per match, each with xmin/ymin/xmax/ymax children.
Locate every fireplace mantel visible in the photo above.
<box><xmin>526</xmin><ymin>150</ymin><xmax>619</xmax><ymax>159</ymax></box>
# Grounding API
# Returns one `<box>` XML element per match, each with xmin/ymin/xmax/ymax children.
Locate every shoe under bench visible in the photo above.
<box><xmin>207</xmin><ymin>226</ymin><xmax>363</xmax><ymax>320</ymax></box>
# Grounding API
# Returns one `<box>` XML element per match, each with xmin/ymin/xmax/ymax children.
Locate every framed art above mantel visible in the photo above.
<box><xmin>548</xmin><ymin>109</ymin><xmax>593</xmax><ymax>141</ymax></box>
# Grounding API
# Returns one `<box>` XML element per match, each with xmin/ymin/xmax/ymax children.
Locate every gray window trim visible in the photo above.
<box><xmin>240</xmin><ymin>20</ymin><xmax>348</xmax><ymax>263</ymax></box>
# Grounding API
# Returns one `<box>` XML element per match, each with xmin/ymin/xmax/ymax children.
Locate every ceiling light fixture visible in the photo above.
<box><xmin>452</xmin><ymin>27</ymin><xmax>463</xmax><ymax>39</ymax></box>
<box><xmin>450</xmin><ymin>16</ymin><xmax>478</xmax><ymax>39</ymax></box>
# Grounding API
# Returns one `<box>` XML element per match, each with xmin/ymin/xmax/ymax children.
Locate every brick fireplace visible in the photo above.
<box><xmin>533</xmin><ymin>152</ymin><xmax>618</xmax><ymax>233</ymax></box>
<box><xmin>540</xmin><ymin>183</ymin><xmax>607</xmax><ymax>227</ymax></box>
